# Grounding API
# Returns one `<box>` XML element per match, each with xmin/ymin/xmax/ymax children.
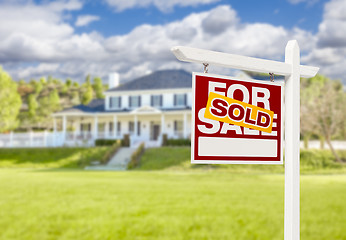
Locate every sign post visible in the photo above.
<box><xmin>171</xmin><ymin>40</ymin><xmax>319</xmax><ymax>240</ymax></box>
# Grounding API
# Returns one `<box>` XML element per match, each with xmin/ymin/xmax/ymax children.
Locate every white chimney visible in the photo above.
<box><xmin>108</xmin><ymin>73</ymin><xmax>119</xmax><ymax>89</ymax></box>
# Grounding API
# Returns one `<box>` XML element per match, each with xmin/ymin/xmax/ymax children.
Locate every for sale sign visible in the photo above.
<box><xmin>192</xmin><ymin>73</ymin><xmax>284</xmax><ymax>164</ymax></box>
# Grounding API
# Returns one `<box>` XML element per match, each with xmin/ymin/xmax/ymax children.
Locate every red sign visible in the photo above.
<box><xmin>192</xmin><ymin>73</ymin><xmax>284</xmax><ymax>164</ymax></box>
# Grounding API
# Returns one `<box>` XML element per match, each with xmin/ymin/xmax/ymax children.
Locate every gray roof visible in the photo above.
<box><xmin>107</xmin><ymin>69</ymin><xmax>192</xmax><ymax>92</ymax></box>
<box><xmin>57</xmin><ymin>98</ymin><xmax>191</xmax><ymax>114</ymax></box>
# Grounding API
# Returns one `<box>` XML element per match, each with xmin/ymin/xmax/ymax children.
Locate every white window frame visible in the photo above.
<box><xmin>109</xmin><ymin>96</ymin><xmax>121</xmax><ymax>109</ymax></box>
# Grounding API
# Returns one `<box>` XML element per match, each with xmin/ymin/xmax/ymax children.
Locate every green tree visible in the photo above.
<box><xmin>49</xmin><ymin>89</ymin><xmax>61</xmax><ymax>112</ymax></box>
<box><xmin>66</xmin><ymin>78</ymin><xmax>72</xmax><ymax>88</ymax></box>
<box><xmin>81</xmin><ymin>85</ymin><xmax>93</xmax><ymax>105</ymax></box>
<box><xmin>28</xmin><ymin>94</ymin><xmax>38</xmax><ymax>118</ymax></box>
<box><xmin>72</xmin><ymin>82</ymin><xmax>79</xmax><ymax>88</ymax></box>
<box><xmin>71</xmin><ymin>91</ymin><xmax>80</xmax><ymax>105</ymax></box>
<box><xmin>92</xmin><ymin>77</ymin><xmax>104</xmax><ymax>99</ymax></box>
<box><xmin>0</xmin><ymin>67</ymin><xmax>22</xmax><ymax>132</ymax></box>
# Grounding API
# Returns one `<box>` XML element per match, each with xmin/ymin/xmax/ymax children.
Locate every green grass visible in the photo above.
<box><xmin>0</xmin><ymin>169</ymin><xmax>345</xmax><ymax>240</ymax></box>
<box><xmin>138</xmin><ymin>147</ymin><xmax>346</xmax><ymax>174</ymax></box>
<box><xmin>0</xmin><ymin>147</ymin><xmax>109</xmax><ymax>169</ymax></box>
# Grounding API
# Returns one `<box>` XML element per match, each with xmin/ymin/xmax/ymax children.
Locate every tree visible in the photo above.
<box><xmin>28</xmin><ymin>94</ymin><xmax>38</xmax><ymax>118</ymax></box>
<box><xmin>0</xmin><ymin>67</ymin><xmax>22</xmax><ymax>132</ymax></box>
<box><xmin>301</xmin><ymin>75</ymin><xmax>346</xmax><ymax>162</ymax></box>
<box><xmin>49</xmin><ymin>89</ymin><xmax>61</xmax><ymax>112</ymax></box>
<box><xmin>92</xmin><ymin>77</ymin><xmax>104</xmax><ymax>99</ymax></box>
<box><xmin>81</xmin><ymin>85</ymin><xmax>93</xmax><ymax>105</ymax></box>
<box><xmin>65</xmin><ymin>78</ymin><xmax>72</xmax><ymax>88</ymax></box>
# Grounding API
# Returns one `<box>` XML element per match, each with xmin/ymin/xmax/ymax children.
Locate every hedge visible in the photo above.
<box><xmin>165</xmin><ymin>138</ymin><xmax>191</xmax><ymax>146</ymax></box>
<box><xmin>127</xmin><ymin>143</ymin><xmax>145</xmax><ymax>169</ymax></box>
<box><xmin>95</xmin><ymin>139</ymin><xmax>119</xmax><ymax>146</ymax></box>
<box><xmin>99</xmin><ymin>142</ymin><xmax>121</xmax><ymax>164</ymax></box>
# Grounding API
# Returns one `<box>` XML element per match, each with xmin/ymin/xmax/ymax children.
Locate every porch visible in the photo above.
<box><xmin>51</xmin><ymin>110</ymin><xmax>191</xmax><ymax>147</ymax></box>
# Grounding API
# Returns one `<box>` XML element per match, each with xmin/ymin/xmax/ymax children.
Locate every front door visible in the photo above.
<box><xmin>150</xmin><ymin>123</ymin><xmax>160</xmax><ymax>141</ymax></box>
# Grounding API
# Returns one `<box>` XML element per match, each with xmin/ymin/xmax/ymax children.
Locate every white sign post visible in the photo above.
<box><xmin>171</xmin><ymin>40</ymin><xmax>319</xmax><ymax>240</ymax></box>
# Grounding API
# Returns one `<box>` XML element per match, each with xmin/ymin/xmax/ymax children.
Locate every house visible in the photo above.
<box><xmin>52</xmin><ymin>70</ymin><xmax>193</xmax><ymax>147</ymax></box>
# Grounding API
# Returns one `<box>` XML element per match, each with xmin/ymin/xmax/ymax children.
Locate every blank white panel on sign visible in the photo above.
<box><xmin>198</xmin><ymin>137</ymin><xmax>277</xmax><ymax>157</ymax></box>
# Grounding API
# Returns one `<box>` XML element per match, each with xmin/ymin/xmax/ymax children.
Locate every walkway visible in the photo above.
<box><xmin>85</xmin><ymin>147</ymin><xmax>137</xmax><ymax>171</ymax></box>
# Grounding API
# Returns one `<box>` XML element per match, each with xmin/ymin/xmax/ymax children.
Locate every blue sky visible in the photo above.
<box><xmin>0</xmin><ymin>0</ymin><xmax>345</xmax><ymax>84</ymax></box>
<box><xmin>74</xmin><ymin>0</ymin><xmax>325</xmax><ymax>35</ymax></box>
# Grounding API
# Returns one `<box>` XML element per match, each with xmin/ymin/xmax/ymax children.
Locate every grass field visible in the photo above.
<box><xmin>0</xmin><ymin>147</ymin><xmax>109</xmax><ymax>168</ymax></box>
<box><xmin>139</xmin><ymin>147</ymin><xmax>346</xmax><ymax>174</ymax></box>
<box><xmin>0</xmin><ymin>169</ymin><xmax>345</xmax><ymax>240</ymax></box>
<box><xmin>0</xmin><ymin>147</ymin><xmax>345</xmax><ymax>239</ymax></box>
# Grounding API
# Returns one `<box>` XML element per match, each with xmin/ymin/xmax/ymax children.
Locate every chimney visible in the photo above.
<box><xmin>108</xmin><ymin>73</ymin><xmax>119</xmax><ymax>89</ymax></box>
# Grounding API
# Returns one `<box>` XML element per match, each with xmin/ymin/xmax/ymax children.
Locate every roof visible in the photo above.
<box><xmin>55</xmin><ymin>99</ymin><xmax>191</xmax><ymax>115</ymax></box>
<box><xmin>107</xmin><ymin>69</ymin><xmax>192</xmax><ymax>92</ymax></box>
<box><xmin>57</xmin><ymin>99</ymin><xmax>108</xmax><ymax>114</ymax></box>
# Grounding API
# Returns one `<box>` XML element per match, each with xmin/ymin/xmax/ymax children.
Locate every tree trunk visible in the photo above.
<box><xmin>325</xmin><ymin>137</ymin><xmax>342</xmax><ymax>163</ymax></box>
<box><xmin>303</xmin><ymin>134</ymin><xmax>310</xmax><ymax>149</ymax></box>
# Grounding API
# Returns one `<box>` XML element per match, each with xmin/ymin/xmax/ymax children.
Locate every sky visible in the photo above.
<box><xmin>0</xmin><ymin>0</ymin><xmax>345</xmax><ymax>84</ymax></box>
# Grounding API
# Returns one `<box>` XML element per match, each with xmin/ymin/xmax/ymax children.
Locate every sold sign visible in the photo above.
<box><xmin>204</xmin><ymin>92</ymin><xmax>274</xmax><ymax>133</ymax></box>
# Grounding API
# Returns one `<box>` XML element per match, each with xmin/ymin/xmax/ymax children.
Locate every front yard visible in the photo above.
<box><xmin>0</xmin><ymin>169</ymin><xmax>345</xmax><ymax>240</ymax></box>
<box><xmin>0</xmin><ymin>147</ymin><xmax>345</xmax><ymax>239</ymax></box>
<box><xmin>0</xmin><ymin>147</ymin><xmax>109</xmax><ymax>169</ymax></box>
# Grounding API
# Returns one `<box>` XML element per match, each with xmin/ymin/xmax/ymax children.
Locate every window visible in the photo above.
<box><xmin>151</xmin><ymin>95</ymin><xmax>162</xmax><ymax>107</ymax></box>
<box><xmin>117</xmin><ymin>122</ymin><xmax>121</xmax><ymax>136</ymax></box>
<box><xmin>80</xmin><ymin>123</ymin><xmax>91</xmax><ymax>133</ymax></box>
<box><xmin>129</xmin><ymin>96</ymin><xmax>141</xmax><ymax>108</ymax></box>
<box><xmin>110</xmin><ymin>96</ymin><xmax>121</xmax><ymax>109</ymax></box>
<box><xmin>129</xmin><ymin>121</ymin><xmax>141</xmax><ymax>135</ymax></box>
<box><xmin>174</xmin><ymin>94</ymin><xmax>186</xmax><ymax>106</ymax></box>
<box><xmin>129</xmin><ymin>121</ymin><xmax>134</xmax><ymax>134</ymax></box>
<box><xmin>109</xmin><ymin>122</ymin><xmax>113</xmax><ymax>133</ymax></box>
<box><xmin>174</xmin><ymin>120</ymin><xmax>183</xmax><ymax>138</ymax></box>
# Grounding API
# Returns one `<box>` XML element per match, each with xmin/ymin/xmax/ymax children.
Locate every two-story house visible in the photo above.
<box><xmin>52</xmin><ymin>70</ymin><xmax>193</xmax><ymax>147</ymax></box>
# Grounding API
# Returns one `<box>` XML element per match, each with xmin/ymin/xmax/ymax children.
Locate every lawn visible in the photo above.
<box><xmin>0</xmin><ymin>147</ymin><xmax>345</xmax><ymax>239</ymax></box>
<box><xmin>0</xmin><ymin>169</ymin><xmax>345</xmax><ymax>240</ymax></box>
<box><xmin>0</xmin><ymin>147</ymin><xmax>109</xmax><ymax>168</ymax></box>
<box><xmin>139</xmin><ymin>147</ymin><xmax>346</xmax><ymax>174</ymax></box>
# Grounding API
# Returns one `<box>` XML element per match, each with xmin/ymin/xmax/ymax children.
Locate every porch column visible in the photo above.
<box><xmin>134</xmin><ymin>115</ymin><xmax>138</xmax><ymax>137</ymax></box>
<box><xmin>183</xmin><ymin>112</ymin><xmax>187</xmax><ymax>138</ymax></box>
<box><xmin>94</xmin><ymin>116</ymin><xmax>98</xmax><ymax>140</ymax></box>
<box><xmin>161</xmin><ymin>114</ymin><xmax>165</xmax><ymax>134</ymax></box>
<box><xmin>113</xmin><ymin>115</ymin><xmax>117</xmax><ymax>138</ymax></box>
<box><xmin>62</xmin><ymin>115</ymin><xmax>67</xmax><ymax>140</ymax></box>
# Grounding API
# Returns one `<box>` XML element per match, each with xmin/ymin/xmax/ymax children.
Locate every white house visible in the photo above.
<box><xmin>52</xmin><ymin>70</ymin><xmax>193</xmax><ymax>147</ymax></box>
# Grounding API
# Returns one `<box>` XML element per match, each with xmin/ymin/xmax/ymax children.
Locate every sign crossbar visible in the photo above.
<box><xmin>171</xmin><ymin>45</ymin><xmax>318</xmax><ymax>78</ymax></box>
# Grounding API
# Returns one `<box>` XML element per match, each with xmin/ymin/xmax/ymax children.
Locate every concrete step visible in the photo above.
<box><xmin>84</xmin><ymin>166</ymin><xmax>126</xmax><ymax>171</ymax></box>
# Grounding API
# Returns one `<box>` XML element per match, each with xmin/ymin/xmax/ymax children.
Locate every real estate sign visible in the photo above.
<box><xmin>192</xmin><ymin>73</ymin><xmax>284</xmax><ymax>164</ymax></box>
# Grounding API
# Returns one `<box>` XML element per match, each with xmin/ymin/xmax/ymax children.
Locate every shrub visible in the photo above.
<box><xmin>162</xmin><ymin>134</ymin><xmax>168</xmax><ymax>146</ymax></box>
<box><xmin>122</xmin><ymin>134</ymin><xmax>130</xmax><ymax>147</ymax></box>
<box><xmin>95</xmin><ymin>139</ymin><xmax>118</xmax><ymax>146</ymax></box>
<box><xmin>166</xmin><ymin>138</ymin><xmax>191</xmax><ymax>146</ymax></box>
<box><xmin>127</xmin><ymin>143</ymin><xmax>145</xmax><ymax>169</ymax></box>
<box><xmin>99</xmin><ymin>142</ymin><xmax>121</xmax><ymax>164</ymax></box>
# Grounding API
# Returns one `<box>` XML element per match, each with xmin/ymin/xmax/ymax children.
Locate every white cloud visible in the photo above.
<box><xmin>287</xmin><ymin>0</ymin><xmax>319</xmax><ymax>5</ymax></box>
<box><xmin>75</xmin><ymin>15</ymin><xmax>100</xmax><ymax>27</ymax></box>
<box><xmin>1</xmin><ymin>1</ymin><xmax>345</xmax><ymax>85</ymax></box>
<box><xmin>302</xmin><ymin>0</ymin><xmax>346</xmax><ymax>82</ymax></box>
<box><xmin>104</xmin><ymin>0</ymin><xmax>220</xmax><ymax>12</ymax></box>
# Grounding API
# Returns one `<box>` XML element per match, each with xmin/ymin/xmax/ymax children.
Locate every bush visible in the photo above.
<box><xmin>162</xmin><ymin>134</ymin><xmax>168</xmax><ymax>146</ymax></box>
<box><xmin>99</xmin><ymin>142</ymin><xmax>121</xmax><ymax>164</ymax></box>
<box><xmin>166</xmin><ymin>138</ymin><xmax>191</xmax><ymax>146</ymax></box>
<box><xmin>122</xmin><ymin>134</ymin><xmax>130</xmax><ymax>147</ymax></box>
<box><xmin>127</xmin><ymin>143</ymin><xmax>145</xmax><ymax>169</ymax></box>
<box><xmin>95</xmin><ymin>139</ymin><xmax>118</xmax><ymax>146</ymax></box>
